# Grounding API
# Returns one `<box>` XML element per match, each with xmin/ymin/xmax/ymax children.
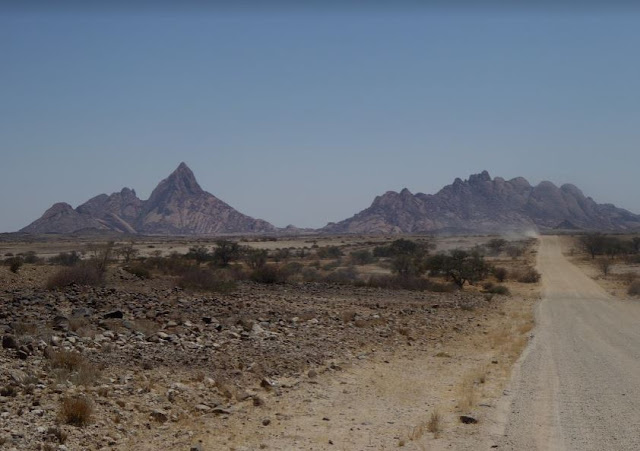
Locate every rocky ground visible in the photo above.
<box><xmin>0</xmin><ymin>264</ymin><xmax>512</xmax><ymax>451</ymax></box>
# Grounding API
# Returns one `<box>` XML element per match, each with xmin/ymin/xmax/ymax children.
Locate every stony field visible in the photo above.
<box><xmin>0</xmin><ymin>234</ymin><xmax>539</xmax><ymax>450</ymax></box>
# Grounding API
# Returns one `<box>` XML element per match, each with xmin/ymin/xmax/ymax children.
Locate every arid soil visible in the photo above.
<box><xmin>0</xmin><ymin>235</ymin><xmax>538</xmax><ymax>450</ymax></box>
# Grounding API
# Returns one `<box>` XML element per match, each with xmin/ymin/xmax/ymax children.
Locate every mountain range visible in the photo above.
<box><xmin>20</xmin><ymin>166</ymin><xmax>640</xmax><ymax>235</ymax></box>
<box><xmin>323</xmin><ymin>170</ymin><xmax>640</xmax><ymax>234</ymax></box>
<box><xmin>21</xmin><ymin>163</ymin><xmax>275</xmax><ymax>235</ymax></box>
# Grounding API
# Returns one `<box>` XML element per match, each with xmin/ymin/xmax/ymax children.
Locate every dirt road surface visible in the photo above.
<box><xmin>496</xmin><ymin>236</ymin><xmax>640</xmax><ymax>450</ymax></box>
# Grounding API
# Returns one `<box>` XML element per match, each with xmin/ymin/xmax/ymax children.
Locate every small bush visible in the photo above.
<box><xmin>244</xmin><ymin>248</ymin><xmax>268</xmax><ymax>269</ymax></box>
<box><xmin>628</xmin><ymin>280</ymin><xmax>640</xmax><ymax>296</ymax></box>
<box><xmin>48</xmin><ymin>251</ymin><xmax>81</xmax><ymax>266</ymax></box>
<box><xmin>21</xmin><ymin>251</ymin><xmax>40</xmax><ymax>264</ymax></box>
<box><xmin>123</xmin><ymin>265</ymin><xmax>151</xmax><ymax>279</ymax></box>
<box><xmin>7</xmin><ymin>258</ymin><xmax>23</xmax><ymax>273</ymax></box>
<box><xmin>178</xmin><ymin>268</ymin><xmax>236</xmax><ymax>293</ymax></box>
<box><xmin>322</xmin><ymin>260</ymin><xmax>341</xmax><ymax>271</ymax></box>
<box><xmin>350</xmin><ymin>250</ymin><xmax>375</xmax><ymax>265</ymax></box>
<box><xmin>506</xmin><ymin>245</ymin><xmax>524</xmax><ymax>259</ymax></box>
<box><xmin>282</xmin><ymin>261</ymin><xmax>303</xmax><ymax>275</ymax></box>
<box><xmin>59</xmin><ymin>396</ymin><xmax>93</xmax><ymax>427</ymax></box>
<box><xmin>49</xmin><ymin>350</ymin><xmax>86</xmax><ymax>371</ymax></box>
<box><xmin>48</xmin><ymin>350</ymin><xmax>100</xmax><ymax>386</ymax></box>
<box><xmin>139</xmin><ymin>253</ymin><xmax>192</xmax><ymax>276</ymax></box>
<box><xmin>46</xmin><ymin>263</ymin><xmax>103</xmax><ymax>289</ymax></box>
<box><xmin>250</xmin><ymin>265</ymin><xmax>288</xmax><ymax>284</ymax></box>
<box><xmin>316</xmin><ymin>246</ymin><xmax>343</xmax><ymax>259</ymax></box>
<box><xmin>366</xmin><ymin>275</ymin><xmax>453</xmax><ymax>292</ymax></box>
<box><xmin>486</xmin><ymin>284</ymin><xmax>510</xmax><ymax>295</ymax></box>
<box><xmin>323</xmin><ymin>267</ymin><xmax>359</xmax><ymax>284</ymax></box>
<box><xmin>493</xmin><ymin>267</ymin><xmax>508</xmax><ymax>282</ymax></box>
<box><xmin>301</xmin><ymin>268</ymin><xmax>322</xmax><ymax>282</ymax></box>
<box><xmin>517</xmin><ymin>268</ymin><xmax>541</xmax><ymax>283</ymax></box>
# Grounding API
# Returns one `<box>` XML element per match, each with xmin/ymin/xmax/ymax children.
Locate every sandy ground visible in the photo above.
<box><xmin>188</xmin><ymin>292</ymin><xmax>535</xmax><ymax>450</ymax></box>
<box><xmin>494</xmin><ymin>235</ymin><xmax>640</xmax><ymax>450</ymax></box>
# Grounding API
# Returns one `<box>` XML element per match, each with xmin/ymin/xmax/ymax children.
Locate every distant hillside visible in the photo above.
<box><xmin>323</xmin><ymin>171</ymin><xmax>640</xmax><ymax>234</ymax></box>
<box><xmin>21</xmin><ymin>163</ymin><xmax>276</xmax><ymax>235</ymax></box>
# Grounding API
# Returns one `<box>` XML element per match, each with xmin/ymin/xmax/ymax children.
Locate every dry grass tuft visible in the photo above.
<box><xmin>427</xmin><ymin>409</ymin><xmax>443</xmax><ymax>437</ymax></box>
<box><xmin>48</xmin><ymin>350</ymin><xmax>101</xmax><ymax>386</ymax></box>
<box><xmin>59</xmin><ymin>396</ymin><xmax>93</xmax><ymax>426</ymax></box>
<box><xmin>49</xmin><ymin>350</ymin><xmax>85</xmax><ymax>372</ymax></box>
<box><xmin>46</xmin><ymin>264</ymin><xmax>103</xmax><ymax>290</ymax></box>
<box><xmin>408</xmin><ymin>422</ymin><xmax>425</xmax><ymax>441</ymax></box>
<box><xmin>458</xmin><ymin>374</ymin><xmax>477</xmax><ymax>412</ymax></box>
<box><xmin>12</xmin><ymin>322</ymin><xmax>37</xmax><ymax>336</ymax></box>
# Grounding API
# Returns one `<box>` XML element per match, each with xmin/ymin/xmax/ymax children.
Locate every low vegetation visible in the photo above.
<box><xmin>31</xmin><ymin>236</ymin><xmax>538</xmax><ymax>297</ymax></box>
<box><xmin>46</xmin><ymin>263</ymin><xmax>104</xmax><ymax>290</ymax></box>
<box><xmin>628</xmin><ymin>280</ymin><xmax>640</xmax><ymax>296</ymax></box>
<box><xmin>59</xmin><ymin>396</ymin><xmax>93</xmax><ymax>427</ymax></box>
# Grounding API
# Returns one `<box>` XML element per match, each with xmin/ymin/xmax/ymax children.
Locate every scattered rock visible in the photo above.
<box><xmin>150</xmin><ymin>409</ymin><xmax>169</xmax><ymax>423</ymax></box>
<box><xmin>460</xmin><ymin>415</ymin><xmax>478</xmax><ymax>424</ymax></box>
<box><xmin>104</xmin><ymin>310</ymin><xmax>124</xmax><ymax>319</ymax></box>
<box><xmin>2</xmin><ymin>335</ymin><xmax>17</xmax><ymax>349</ymax></box>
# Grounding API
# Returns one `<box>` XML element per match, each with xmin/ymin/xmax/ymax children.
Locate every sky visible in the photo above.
<box><xmin>2</xmin><ymin>3</ymin><xmax>640</xmax><ymax>232</ymax></box>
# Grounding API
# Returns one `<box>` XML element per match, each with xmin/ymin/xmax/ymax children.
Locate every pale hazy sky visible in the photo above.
<box><xmin>2</xmin><ymin>3</ymin><xmax>640</xmax><ymax>232</ymax></box>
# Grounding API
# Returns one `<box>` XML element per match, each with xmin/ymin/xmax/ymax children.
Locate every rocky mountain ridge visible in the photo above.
<box><xmin>21</xmin><ymin>163</ymin><xmax>275</xmax><ymax>235</ymax></box>
<box><xmin>323</xmin><ymin>170</ymin><xmax>640</xmax><ymax>234</ymax></box>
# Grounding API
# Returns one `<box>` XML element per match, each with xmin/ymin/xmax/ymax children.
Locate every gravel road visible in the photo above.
<box><xmin>496</xmin><ymin>236</ymin><xmax>640</xmax><ymax>450</ymax></box>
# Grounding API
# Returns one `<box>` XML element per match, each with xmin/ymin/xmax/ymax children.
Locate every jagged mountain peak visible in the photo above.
<box><xmin>20</xmin><ymin>163</ymin><xmax>275</xmax><ymax>235</ymax></box>
<box><xmin>324</xmin><ymin>171</ymin><xmax>640</xmax><ymax>234</ymax></box>
<box><xmin>468</xmin><ymin>170</ymin><xmax>492</xmax><ymax>184</ymax></box>
<box><xmin>158</xmin><ymin>162</ymin><xmax>203</xmax><ymax>196</ymax></box>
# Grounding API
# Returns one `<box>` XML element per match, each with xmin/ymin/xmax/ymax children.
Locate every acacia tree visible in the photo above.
<box><xmin>186</xmin><ymin>245</ymin><xmax>211</xmax><ymax>263</ymax></box>
<box><xmin>213</xmin><ymin>240</ymin><xmax>240</xmax><ymax>267</ymax></box>
<box><xmin>487</xmin><ymin>238</ymin><xmax>507</xmax><ymax>256</ymax></box>
<box><xmin>427</xmin><ymin>249</ymin><xmax>489</xmax><ymax>289</ymax></box>
<box><xmin>118</xmin><ymin>242</ymin><xmax>139</xmax><ymax>263</ymax></box>
<box><xmin>579</xmin><ymin>233</ymin><xmax>607</xmax><ymax>259</ymax></box>
<box><xmin>244</xmin><ymin>248</ymin><xmax>268</xmax><ymax>269</ymax></box>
